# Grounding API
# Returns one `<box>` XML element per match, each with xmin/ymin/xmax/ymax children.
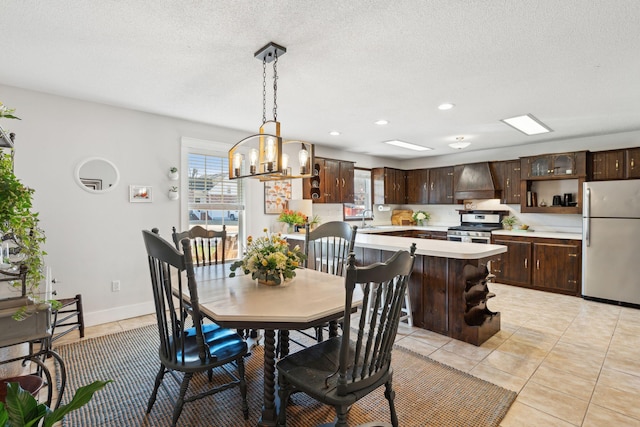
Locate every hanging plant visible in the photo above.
<box><xmin>0</xmin><ymin>102</ymin><xmax>49</xmax><ymax>319</ymax></box>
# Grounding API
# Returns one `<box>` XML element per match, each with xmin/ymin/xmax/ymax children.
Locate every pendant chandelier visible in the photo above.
<box><xmin>228</xmin><ymin>42</ymin><xmax>314</xmax><ymax>181</ymax></box>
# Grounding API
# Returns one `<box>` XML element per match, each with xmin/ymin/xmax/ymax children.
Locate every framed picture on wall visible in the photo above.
<box><xmin>264</xmin><ymin>180</ymin><xmax>291</xmax><ymax>214</ymax></box>
<box><xmin>129</xmin><ymin>185</ymin><xmax>153</xmax><ymax>203</ymax></box>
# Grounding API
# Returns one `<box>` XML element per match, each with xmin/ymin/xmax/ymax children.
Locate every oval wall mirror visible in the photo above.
<box><xmin>74</xmin><ymin>157</ymin><xmax>120</xmax><ymax>194</ymax></box>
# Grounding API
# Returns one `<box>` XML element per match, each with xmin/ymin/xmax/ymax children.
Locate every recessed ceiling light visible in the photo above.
<box><xmin>501</xmin><ymin>114</ymin><xmax>552</xmax><ymax>135</ymax></box>
<box><xmin>374</xmin><ymin>120</ymin><xmax>389</xmax><ymax>125</ymax></box>
<box><xmin>329</xmin><ymin>131</ymin><xmax>341</xmax><ymax>136</ymax></box>
<box><xmin>383</xmin><ymin>140</ymin><xmax>432</xmax><ymax>151</ymax></box>
<box><xmin>448</xmin><ymin>136</ymin><xmax>471</xmax><ymax>150</ymax></box>
<box><xmin>438</xmin><ymin>103</ymin><xmax>455</xmax><ymax>110</ymax></box>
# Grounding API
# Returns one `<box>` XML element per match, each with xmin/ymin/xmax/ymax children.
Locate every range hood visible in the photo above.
<box><xmin>454</xmin><ymin>162</ymin><xmax>502</xmax><ymax>200</ymax></box>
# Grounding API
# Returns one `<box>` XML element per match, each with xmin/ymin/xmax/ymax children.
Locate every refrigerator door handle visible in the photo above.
<box><xmin>585</xmin><ymin>188</ymin><xmax>590</xmax><ymax>247</ymax></box>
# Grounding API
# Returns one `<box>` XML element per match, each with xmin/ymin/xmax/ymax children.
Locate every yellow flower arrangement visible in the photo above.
<box><xmin>229</xmin><ymin>229</ymin><xmax>306</xmax><ymax>285</ymax></box>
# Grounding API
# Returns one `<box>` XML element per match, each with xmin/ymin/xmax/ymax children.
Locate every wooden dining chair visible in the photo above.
<box><xmin>304</xmin><ymin>221</ymin><xmax>357</xmax><ymax>277</ymax></box>
<box><xmin>172</xmin><ymin>225</ymin><xmax>226</xmax><ymax>267</ymax></box>
<box><xmin>142</xmin><ymin>229</ymin><xmax>248</xmax><ymax>426</ymax></box>
<box><xmin>276</xmin><ymin>244</ymin><xmax>417</xmax><ymax>427</ymax></box>
<box><xmin>298</xmin><ymin>221</ymin><xmax>358</xmax><ymax>344</ymax></box>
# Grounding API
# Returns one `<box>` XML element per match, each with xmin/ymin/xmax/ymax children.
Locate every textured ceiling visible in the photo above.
<box><xmin>2</xmin><ymin>1</ymin><xmax>640</xmax><ymax>159</ymax></box>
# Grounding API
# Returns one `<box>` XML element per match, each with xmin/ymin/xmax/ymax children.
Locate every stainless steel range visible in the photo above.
<box><xmin>447</xmin><ymin>211</ymin><xmax>508</xmax><ymax>243</ymax></box>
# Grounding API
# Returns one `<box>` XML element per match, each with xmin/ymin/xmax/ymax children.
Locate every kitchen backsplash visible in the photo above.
<box><xmin>310</xmin><ymin>200</ymin><xmax>582</xmax><ymax>233</ymax></box>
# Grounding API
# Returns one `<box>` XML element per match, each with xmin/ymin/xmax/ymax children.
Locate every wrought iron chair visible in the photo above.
<box><xmin>277</xmin><ymin>244</ymin><xmax>417</xmax><ymax>427</ymax></box>
<box><xmin>142</xmin><ymin>229</ymin><xmax>248</xmax><ymax>426</ymax></box>
<box><xmin>172</xmin><ymin>225</ymin><xmax>227</xmax><ymax>267</ymax></box>
<box><xmin>299</xmin><ymin>221</ymin><xmax>357</xmax><ymax>343</ymax></box>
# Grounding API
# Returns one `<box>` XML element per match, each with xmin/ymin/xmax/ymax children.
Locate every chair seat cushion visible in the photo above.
<box><xmin>276</xmin><ymin>337</ymin><xmax>391</xmax><ymax>406</ymax></box>
<box><xmin>161</xmin><ymin>328</ymin><xmax>247</xmax><ymax>372</ymax></box>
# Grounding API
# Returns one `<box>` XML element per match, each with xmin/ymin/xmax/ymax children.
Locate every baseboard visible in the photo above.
<box><xmin>84</xmin><ymin>300</ymin><xmax>156</xmax><ymax>327</ymax></box>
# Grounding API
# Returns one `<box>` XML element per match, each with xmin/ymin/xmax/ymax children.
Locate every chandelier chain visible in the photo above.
<box><xmin>273</xmin><ymin>52</ymin><xmax>279</xmax><ymax>122</ymax></box>
<box><xmin>262</xmin><ymin>57</ymin><xmax>267</xmax><ymax>124</ymax></box>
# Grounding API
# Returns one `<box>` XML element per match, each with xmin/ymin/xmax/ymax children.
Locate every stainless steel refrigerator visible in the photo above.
<box><xmin>583</xmin><ymin>180</ymin><xmax>640</xmax><ymax>306</ymax></box>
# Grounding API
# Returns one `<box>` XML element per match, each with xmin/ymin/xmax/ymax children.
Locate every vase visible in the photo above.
<box><xmin>256</xmin><ymin>274</ymin><xmax>294</xmax><ymax>286</ymax></box>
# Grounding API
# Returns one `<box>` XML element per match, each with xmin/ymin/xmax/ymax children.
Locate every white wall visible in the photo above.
<box><xmin>2</xmin><ymin>84</ymin><xmax>636</xmax><ymax>326</ymax></box>
<box><xmin>0</xmin><ymin>84</ymin><xmax>390</xmax><ymax>326</ymax></box>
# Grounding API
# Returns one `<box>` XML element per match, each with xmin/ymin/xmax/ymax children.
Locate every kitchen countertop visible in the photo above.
<box><xmin>492</xmin><ymin>229</ymin><xmax>582</xmax><ymax>240</ymax></box>
<box><xmin>284</xmin><ymin>230</ymin><xmax>506</xmax><ymax>260</ymax></box>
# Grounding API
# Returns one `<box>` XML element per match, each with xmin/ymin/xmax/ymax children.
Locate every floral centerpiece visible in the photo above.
<box><xmin>229</xmin><ymin>229</ymin><xmax>306</xmax><ymax>285</ymax></box>
<box><xmin>412</xmin><ymin>210</ymin><xmax>431</xmax><ymax>226</ymax></box>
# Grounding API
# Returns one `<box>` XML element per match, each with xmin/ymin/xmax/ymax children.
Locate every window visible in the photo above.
<box><xmin>187</xmin><ymin>152</ymin><xmax>243</xmax><ymax>260</ymax></box>
<box><xmin>344</xmin><ymin>168</ymin><xmax>372</xmax><ymax>220</ymax></box>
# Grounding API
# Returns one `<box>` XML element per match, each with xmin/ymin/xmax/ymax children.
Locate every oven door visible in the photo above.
<box><xmin>447</xmin><ymin>234</ymin><xmax>491</xmax><ymax>244</ymax></box>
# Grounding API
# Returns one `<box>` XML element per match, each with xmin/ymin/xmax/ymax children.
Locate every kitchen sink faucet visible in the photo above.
<box><xmin>361</xmin><ymin>209</ymin><xmax>374</xmax><ymax>228</ymax></box>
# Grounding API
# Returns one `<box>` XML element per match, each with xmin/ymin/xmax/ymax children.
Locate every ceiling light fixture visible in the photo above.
<box><xmin>448</xmin><ymin>136</ymin><xmax>471</xmax><ymax>150</ymax></box>
<box><xmin>228</xmin><ymin>42</ymin><xmax>314</xmax><ymax>180</ymax></box>
<box><xmin>374</xmin><ymin>120</ymin><xmax>389</xmax><ymax>125</ymax></box>
<box><xmin>501</xmin><ymin>114</ymin><xmax>552</xmax><ymax>135</ymax></box>
<box><xmin>383</xmin><ymin>140</ymin><xmax>432</xmax><ymax>151</ymax></box>
<box><xmin>438</xmin><ymin>103</ymin><xmax>455</xmax><ymax>110</ymax></box>
<box><xmin>329</xmin><ymin>131</ymin><xmax>341</xmax><ymax>136</ymax></box>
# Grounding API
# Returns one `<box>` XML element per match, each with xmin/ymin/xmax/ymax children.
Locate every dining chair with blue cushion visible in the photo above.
<box><xmin>142</xmin><ymin>229</ymin><xmax>248</xmax><ymax>426</ymax></box>
<box><xmin>276</xmin><ymin>243</ymin><xmax>417</xmax><ymax>427</ymax></box>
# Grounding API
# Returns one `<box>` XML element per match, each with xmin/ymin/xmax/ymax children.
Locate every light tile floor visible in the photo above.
<box><xmin>52</xmin><ymin>283</ymin><xmax>640</xmax><ymax>426</ymax></box>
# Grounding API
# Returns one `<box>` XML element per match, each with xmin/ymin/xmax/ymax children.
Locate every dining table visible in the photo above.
<box><xmin>173</xmin><ymin>264</ymin><xmax>363</xmax><ymax>427</ymax></box>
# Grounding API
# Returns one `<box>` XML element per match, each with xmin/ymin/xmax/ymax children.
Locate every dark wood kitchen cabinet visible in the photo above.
<box><xmin>626</xmin><ymin>148</ymin><xmax>640</xmax><ymax>179</ymax></box>
<box><xmin>522</xmin><ymin>152</ymin><xmax>586</xmax><ymax>179</ymax></box>
<box><xmin>427</xmin><ymin>166</ymin><xmax>454</xmax><ymax>204</ymax></box>
<box><xmin>491</xmin><ymin>160</ymin><xmax>521</xmax><ymax>204</ymax></box>
<box><xmin>491</xmin><ymin>236</ymin><xmax>531</xmax><ymax>287</ymax></box>
<box><xmin>491</xmin><ymin>234</ymin><xmax>581</xmax><ymax>296</ymax></box>
<box><xmin>372</xmin><ymin>167</ymin><xmax>406</xmax><ymax>204</ymax></box>
<box><xmin>406</xmin><ymin>169</ymin><xmax>428</xmax><ymax>204</ymax></box>
<box><xmin>589</xmin><ymin>149</ymin><xmax>626</xmax><ymax>181</ymax></box>
<box><xmin>303</xmin><ymin>157</ymin><xmax>354</xmax><ymax>203</ymax></box>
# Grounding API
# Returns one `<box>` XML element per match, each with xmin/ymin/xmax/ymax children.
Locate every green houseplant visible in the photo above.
<box><xmin>0</xmin><ymin>380</ymin><xmax>111</xmax><ymax>427</ymax></box>
<box><xmin>0</xmin><ymin>102</ymin><xmax>49</xmax><ymax>320</ymax></box>
<box><xmin>501</xmin><ymin>215</ymin><xmax>518</xmax><ymax>230</ymax></box>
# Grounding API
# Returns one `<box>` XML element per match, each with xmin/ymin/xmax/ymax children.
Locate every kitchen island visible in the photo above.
<box><xmin>286</xmin><ymin>232</ymin><xmax>507</xmax><ymax>346</ymax></box>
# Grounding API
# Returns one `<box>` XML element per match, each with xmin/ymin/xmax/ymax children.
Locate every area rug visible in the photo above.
<box><xmin>56</xmin><ymin>325</ymin><xmax>516</xmax><ymax>426</ymax></box>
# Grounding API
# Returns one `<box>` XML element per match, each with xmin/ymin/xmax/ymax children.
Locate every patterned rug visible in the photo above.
<box><xmin>56</xmin><ymin>325</ymin><xmax>516</xmax><ymax>426</ymax></box>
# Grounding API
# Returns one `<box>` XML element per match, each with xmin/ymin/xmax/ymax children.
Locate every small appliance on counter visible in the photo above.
<box><xmin>552</xmin><ymin>195</ymin><xmax>563</xmax><ymax>206</ymax></box>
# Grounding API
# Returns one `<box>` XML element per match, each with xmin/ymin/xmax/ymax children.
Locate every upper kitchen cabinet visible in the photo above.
<box><xmin>626</xmin><ymin>148</ymin><xmax>640</xmax><ymax>179</ymax></box>
<box><xmin>588</xmin><ymin>149</ymin><xmax>626</xmax><ymax>181</ymax></box>
<box><xmin>490</xmin><ymin>160</ymin><xmax>521</xmax><ymax>204</ymax></box>
<box><xmin>406</xmin><ymin>169</ymin><xmax>428</xmax><ymax>204</ymax></box>
<box><xmin>587</xmin><ymin>147</ymin><xmax>640</xmax><ymax>181</ymax></box>
<box><xmin>520</xmin><ymin>151</ymin><xmax>586</xmax><ymax>214</ymax></box>
<box><xmin>372</xmin><ymin>167</ymin><xmax>406</xmax><ymax>204</ymax></box>
<box><xmin>303</xmin><ymin>157</ymin><xmax>354</xmax><ymax>203</ymax></box>
<box><xmin>521</xmin><ymin>151</ymin><xmax>587</xmax><ymax>179</ymax></box>
<box><xmin>427</xmin><ymin>166</ymin><xmax>454</xmax><ymax>204</ymax></box>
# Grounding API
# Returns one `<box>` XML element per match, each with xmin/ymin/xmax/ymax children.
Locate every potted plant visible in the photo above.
<box><xmin>412</xmin><ymin>210</ymin><xmax>431</xmax><ymax>226</ymax></box>
<box><xmin>277</xmin><ymin>210</ymin><xmax>308</xmax><ymax>233</ymax></box>
<box><xmin>309</xmin><ymin>214</ymin><xmax>321</xmax><ymax>231</ymax></box>
<box><xmin>501</xmin><ymin>215</ymin><xmax>518</xmax><ymax>230</ymax></box>
<box><xmin>0</xmin><ymin>379</ymin><xmax>111</xmax><ymax>427</ymax></box>
<box><xmin>0</xmin><ymin>102</ymin><xmax>50</xmax><ymax>324</ymax></box>
<box><xmin>229</xmin><ymin>229</ymin><xmax>306</xmax><ymax>285</ymax></box>
<box><xmin>168</xmin><ymin>186</ymin><xmax>179</xmax><ymax>200</ymax></box>
<box><xmin>168</xmin><ymin>166</ymin><xmax>179</xmax><ymax>181</ymax></box>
